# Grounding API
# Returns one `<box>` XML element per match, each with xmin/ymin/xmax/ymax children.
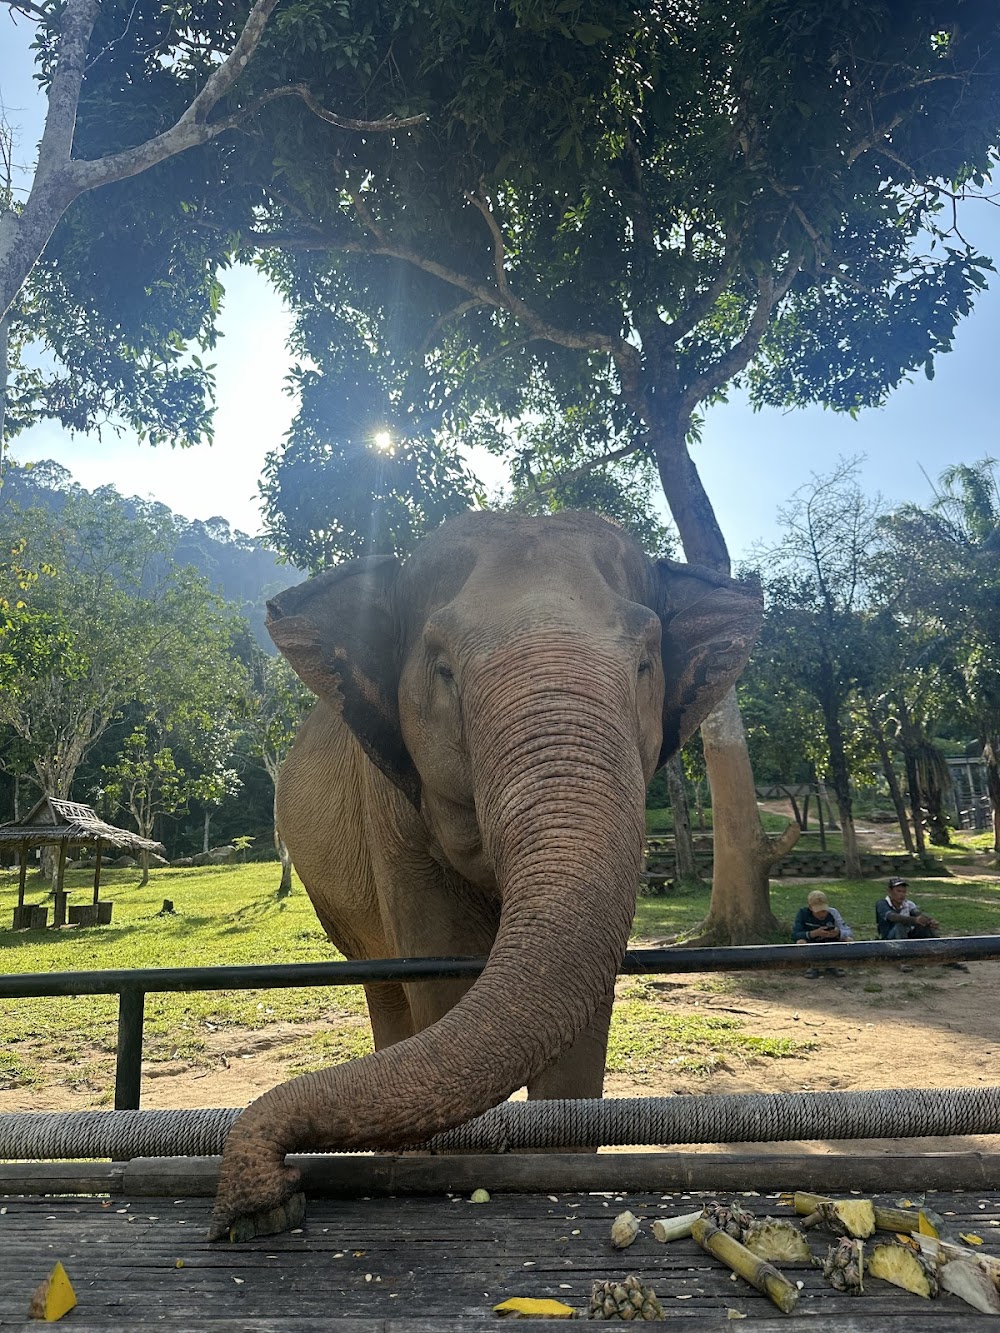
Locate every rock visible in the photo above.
<box><xmin>170</xmin><ymin>856</ymin><xmax>194</xmax><ymax>868</ymax></box>
<box><xmin>149</xmin><ymin>853</ymin><xmax>169</xmax><ymax>867</ymax></box>
<box><xmin>207</xmin><ymin>845</ymin><xmax>236</xmax><ymax>864</ymax></box>
<box><xmin>190</xmin><ymin>852</ymin><xmax>212</xmax><ymax>866</ymax></box>
<box><xmin>110</xmin><ymin>855</ymin><xmax>136</xmax><ymax>869</ymax></box>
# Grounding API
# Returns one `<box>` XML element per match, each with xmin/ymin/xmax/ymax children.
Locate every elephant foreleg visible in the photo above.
<box><xmin>363</xmin><ymin>981</ymin><xmax>416</xmax><ymax>1050</ymax></box>
<box><xmin>525</xmin><ymin>987</ymin><xmax>613</xmax><ymax>1106</ymax></box>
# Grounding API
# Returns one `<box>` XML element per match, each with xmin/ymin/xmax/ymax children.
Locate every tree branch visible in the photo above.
<box><xmin>6</xmin><ymin>0</ymin><xmax>47</xmax><ymax>20</ymax></box>
<box><xmin>34</xmin><ymin>0</ymin><xmax>99</xmax><ymax>174</ymax></box>
<box><xmin>517</xmin><ymin>440</ymin><xmax>644</xmax><ymax>504</ymax></box>
<box><xmin>289</xmin><ymin>83</ymin><xmax>427</xmax><ymax>133</ymax></box>
<box><xmin>417</xmin><ymin>297</ymin><xmax>484</xmax><ymax>357</ymax></box>
<box><xmin>678</xmin><ymin>241</ymin><xmax>806</xmax><ymax>420</ymax></box>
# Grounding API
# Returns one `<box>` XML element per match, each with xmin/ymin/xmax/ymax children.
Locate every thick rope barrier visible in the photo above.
<box><xmin>2</xmin><ymin>1085</ymin><xmax>999</xmax><ymax>1161</ymax></box>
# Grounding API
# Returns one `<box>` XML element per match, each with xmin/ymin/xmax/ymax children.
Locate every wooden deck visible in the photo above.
<box><xmin>1</xmin><ymin>1159</ymin><xmax>999</xmax><ymax>1329</ymax></box>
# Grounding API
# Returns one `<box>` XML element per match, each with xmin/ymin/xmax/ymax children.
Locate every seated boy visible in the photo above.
<box><xmin>792</xmin><ymin>889</ymin><xmax>852</xmax><ymax>978</ymax></box>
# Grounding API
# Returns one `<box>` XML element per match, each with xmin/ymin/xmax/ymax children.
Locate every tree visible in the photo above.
<box><xmin>12</xmin><ymin>0</ymin><xmax>1000</xmax><ymax>937</ymax></box>
<box><xmin>0</xmin><ymin>487</ymin><xmax>243</xmax><ymax>838</ymax></box>
<box><xmin>880</xmin><ymin>459</ymin><xmax>1000</xmax><ymax>852</ymax></box>
<box><xmin>0</xmin><ymin>0</ymin><xmax>424</xmax><ymax>449</ymax></box>
<box><xmin>756</xmin><ymin>463</ymin><xmax>885</xmax><ymax>877</ymax></box>
<box><xmin>100</xmin><ymin>728</ymin><xmax>190</xmax><ymax>885</ymax></box>
<box><xmin>240</xmin><ymin>0</ymin><xmax>998</xmax><ymax>940</ymax></box>
<box><xmin>240</xmin><ymin>650</ymin><xmax>312</xmax><ymax>894</ymax></box>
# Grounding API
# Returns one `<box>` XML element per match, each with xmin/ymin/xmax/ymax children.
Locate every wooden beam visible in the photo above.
<box><xmin>93</xmin><ymin>838</ymin><xmax>103</xmax><ymax>905</ymax></box>
<box><xmin>112</xmin><ymin>1150</ymin><xmax>1000</xmax><ymax>1199</ymax></box>
<box><xmin>17</xmin><ymin>842</ymin><xmax>27</xmax><ymax>908</ymax></box>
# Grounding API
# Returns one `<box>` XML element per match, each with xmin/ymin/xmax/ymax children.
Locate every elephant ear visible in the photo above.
<box><xmin>654</xmin><ymin>560</ymin><xmax>763</xmax><ymax>766</ymax></box>
<box><xmin>266</xmin><ymin>556</ymin><xmax>420</xmax><ymax>807</ymax></box>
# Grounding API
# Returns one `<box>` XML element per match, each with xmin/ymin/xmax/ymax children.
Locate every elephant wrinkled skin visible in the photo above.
<box><xmin>208</xmin><ymin>510</ymin><xmax>761</xmax><ymax>1240</ymax></box>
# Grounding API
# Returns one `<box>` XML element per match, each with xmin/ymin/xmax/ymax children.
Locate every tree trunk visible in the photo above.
<box><xmin>898</xmin><ymin>703</ymin><xmax>926</xmax><ymax>858</ymax></box>
<box><xmin>923</xmin><ymin>767</ymin><xmax>951</xmax><ymax>846</ymax></box>
<box><xmin>821</xmin><ymin>703</ymin><xmax>861</xmax><ymax>879</ymax></box>
<box><xmin>663</xmin><ymin>751</ymin><xmax>699</xmax><ymax>883</ymax></box>
<box><xmin>653</xmin><ymin>425</ymin><xmax>797</xmax><ymax>941</ymax></box>
<box><xmin>864</xmin><ymin>699</ymin><xmax>915</xmax><ymax>854</ymax></box>
<box><xmin>687</xmin><ymin>690</ymin><xmax>798</xmax><ymax>945</ymax></box>
<box><xmin>273</xmin><ymin>786</ymin><xmax>293</xmax><ymax>897</ymax></box>
<box><xmin>692</xmin><ymin>779</ymin><xmax>706</xmax><ymax>830</ymax></box>
<box><xmin>902</xmin><ymin>748</ymin><xmax>926</xmax><ymax>857</ymax></box>
<box><xmin>983</xmin><ymin>735</ymin><xmax>1000</xmax><ymax>855</ymax></box>
<box><xmin>139</xmin><ymin>849</ymin><xmax>150</xmax><ymax>888</ymax></box>
<box><xmin>0</xmin><ymin>313</ymin><xmax>8</xmax><ymax>457</ymax></box>
<box><xmin>203</xmin><ymin>809</ymin><xmax>211</xmax><ymax>854</ymax></box>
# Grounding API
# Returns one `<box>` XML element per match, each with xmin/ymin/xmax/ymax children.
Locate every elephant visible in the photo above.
<box><xmin>208</xmin><ymin>509</ymin><xmax>761</xmax><ymax>1240</ymax></box>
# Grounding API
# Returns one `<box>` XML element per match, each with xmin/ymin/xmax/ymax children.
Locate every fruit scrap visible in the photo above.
<box><xmin>609</xmin><ymin>1211</ymin><xmax>640</xmax><ymax>1249</ymax></box>
<box><xmin>691</xmin><ymin>1217</ymin><xmax>799</xmax><ymax>1315</ymax></box>
<box><xmin>793</xmin><ymin>1192</ymin><xmax>875</xmax><ymax>1239</ymax></box>
<box><xmin>470</xmin><ymin>1189</ymin><xmax>491</xmax><ymax>1204</ymax></box>
<box><xmin>493</xmin><ymin>1296</ymin><xmax>577</xmax><ymax>1319</ymax></box>
<box><xmin>27</xmin><ymin>1263</ymin><xmax>77</xmax><ymax>1322</ymax></box>
<box><xmin>821</xmin><ymin>1238</ymin><xmax>865</xmax><ymax>1295</ymax></box>
<box><xmin>868</xmin><ymin>1240</ymin><xmax>940</xmax><ymax>1298</ymax></box>
<box><xmin>913</xmin><ymin>1235</ymin><xmax>1000</xmax><ymax>1314</ymax></box>
<box><xmin>588</xmin><ymin>1275</ymin><xmax>664</xmax><ymax>1321</ymax></box>
<box><xmin>938</xmin><ymin>1259</ymin><xmax>1000</xmax><ymax>1314</ymax></box>
<box><xmin>742</xmin><ymin>1219</ymin><xmax>814</xmax><ymax>1267</ymax></box>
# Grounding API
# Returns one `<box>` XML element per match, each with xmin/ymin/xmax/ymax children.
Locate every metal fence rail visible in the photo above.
<box><xmin>2</xmin><ymin>934</ymin><xmax>997</xmax><ymax>1110</ymax></box>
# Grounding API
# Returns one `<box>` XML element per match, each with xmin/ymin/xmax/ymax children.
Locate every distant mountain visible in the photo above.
<box><xmin>1</xmin><ymin>459</ymin><xmax>302</xmax><ymax>649</ymax></box>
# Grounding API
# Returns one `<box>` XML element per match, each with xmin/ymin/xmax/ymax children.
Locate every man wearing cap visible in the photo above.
<box><xmin>876</xmin><ymin>878</ymin><xmax>969</xmax><ymax>972</ymax></box>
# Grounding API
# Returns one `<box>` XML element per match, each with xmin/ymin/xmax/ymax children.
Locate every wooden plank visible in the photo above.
<box><xmin>116</xmin><ymin>1151</ymin><xmax>1000</xmax><ymax>1197</ymax></box>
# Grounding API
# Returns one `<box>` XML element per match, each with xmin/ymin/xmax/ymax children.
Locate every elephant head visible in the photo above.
<box><xmin>208</xmin><ymin>511</ymin><xmax>760</xmax><ymax>1239</ymax></box>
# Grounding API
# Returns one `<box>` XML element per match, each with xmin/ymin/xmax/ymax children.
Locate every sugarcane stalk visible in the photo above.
<box><xmin>651</xmin><ymin>1209</ymin><xmax>704</xmax><ymax>1243</ymax></box>
<box><xmin>794</xmin><ymin>1192</ymin><xmax>940</xmax><ymax>1237</ymax></box>
<box><xmin>691</xmin><ymin>1217</ymin><xmax>799</xmax><ymax>1315</ymax></box>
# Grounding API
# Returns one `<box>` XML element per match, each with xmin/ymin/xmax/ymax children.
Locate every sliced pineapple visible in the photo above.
<box><xmin>869</xmin><ymin>1240</ymin><xmax>940</xmax><ymax>1298</ymax></box>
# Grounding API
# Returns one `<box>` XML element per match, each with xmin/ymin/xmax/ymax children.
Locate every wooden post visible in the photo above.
<box><xmin>93</xmin><ymin>840</ymin><xmax>103</xmax><ymax>906</ymax></box>
<box><xmin>17</xmin><ymin>843</ymin><xmax>27</xmax><ymax>909</ymax></box>
<box><xmin>52</xmin><ymin>840</ymin><xmax>68</xmax><ymax>928</ymax></box>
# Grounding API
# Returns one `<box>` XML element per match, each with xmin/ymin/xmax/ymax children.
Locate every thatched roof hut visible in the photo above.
<box><xmin>0</xmin><ymin>797</ymin><xmax>164</xmax><ymax>854</ymax></box>
<box><xmin>1</xmin><ymin>797</ymin><xmax>165</xmax><ymax>928</ymax></box>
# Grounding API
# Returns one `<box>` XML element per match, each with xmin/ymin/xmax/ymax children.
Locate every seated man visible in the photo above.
<box><xmin>875</xmin><ymin>877</ymin><xmax>969</xmax><ymax>972</ymax></box>
<box><xmin>792</xmin><ymin>889</ymin><xmax>852</xmax><ymax>979</ymax></box>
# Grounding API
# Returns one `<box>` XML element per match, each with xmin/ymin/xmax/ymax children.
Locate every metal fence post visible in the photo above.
<box><xmin>114</xmin><ymin>988</ymin><xmax>145</xmax><ymax>1110</ymax></box>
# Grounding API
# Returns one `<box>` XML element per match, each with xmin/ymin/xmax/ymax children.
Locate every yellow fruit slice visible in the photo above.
<box><xmin>27</xmin><ymin>1262</ymin><xmax>77</xmax><ymax>1322</ymax></box>
<box><xmin>494</xmin><ymin>1296</ymin><xmax>577</xmax><ymax>1318</ymax></box>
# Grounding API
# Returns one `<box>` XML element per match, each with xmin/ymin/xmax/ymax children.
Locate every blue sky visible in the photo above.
<box><xmin>2</xmin><ymin>16</ymin><xmax>998</xmax><ymax>559</ymax></box>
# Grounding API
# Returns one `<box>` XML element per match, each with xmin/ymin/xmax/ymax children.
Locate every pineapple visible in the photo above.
<box><xmin>743</xmin><ymin>1219</ymin><xmax>814</xmax><ymax>1267</ymax></box>
<box><xmin>588</xmin><ymin>1275</ymin><xmax>664</xmax><ymax>1321</ymax></box>
<box><xmin>869</xmin><ymin>1240</ymin><xmax>940</xmax><ymax>1298</ymax></box>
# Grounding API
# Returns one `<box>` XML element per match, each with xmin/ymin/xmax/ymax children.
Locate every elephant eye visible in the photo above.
<box><xmin>638</xmin><ymin>659</ymin><xmax>652</xmax><ymax>677</ymax></box>
<box><xmin>436</xmin><ymin>662</ymin><xmax>455</xmax><ymax>682</ymax></box>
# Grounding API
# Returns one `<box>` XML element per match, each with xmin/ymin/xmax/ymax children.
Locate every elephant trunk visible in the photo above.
<box><xmin>209</xmin><ymin>640</ymin><xmax>646</xmax><ymax>1239</ymax></box>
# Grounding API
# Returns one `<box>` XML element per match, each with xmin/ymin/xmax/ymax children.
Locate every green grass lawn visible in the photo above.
<box><xmin>0</xmin><ymin>862</ymin><xmax>366</xmax><ymax>1096</ymax></box>
<box><xmin>2</xmin><ymin>855</ymin><xmax>996</xmax><ymax>1101</ymax></box>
